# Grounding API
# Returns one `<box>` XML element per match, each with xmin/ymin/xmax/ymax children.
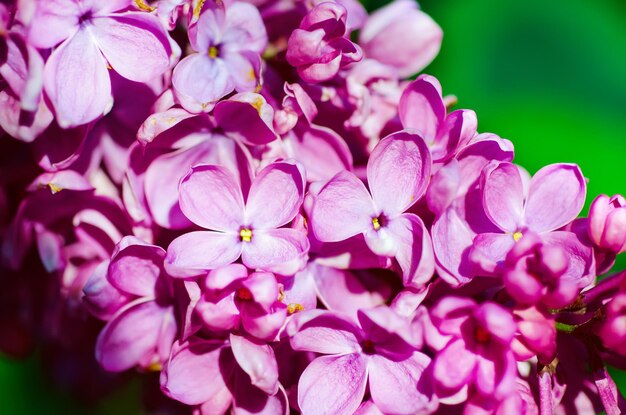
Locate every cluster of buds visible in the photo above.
<box><xmin>0</xmin><ymin>0</ymin><xmax>625</xmax><ymax>414</ymax></box>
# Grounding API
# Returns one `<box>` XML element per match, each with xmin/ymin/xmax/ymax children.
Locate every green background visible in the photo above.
<box><xmin>2</xmin><ymin>0</ymin><xmax>625</xmax><ymax>412</ymax></box>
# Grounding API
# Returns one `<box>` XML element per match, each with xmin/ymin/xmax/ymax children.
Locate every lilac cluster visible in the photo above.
<box><xmin>1</xmin><ymin>0</ymin><xmax>625</xmax><ymax>414</ymax></box>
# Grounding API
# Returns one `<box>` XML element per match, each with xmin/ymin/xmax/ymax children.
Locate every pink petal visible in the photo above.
<box><xmin>96</xmin><ymin>299</ymin><xmax>171</xmax><ymax>372</ymax></box>
<box><xmin>284</xmin><ymin>123</ymin><xmax>353</xmax><ymax>182</ymax></box>
<box><xmin>188</xmin><ymin>1</ymin><xmax>225</xmax><ymax>52</ymax></box>
<box><xmin>161</xmin><ymin>339</ymin><xmax>231</xmax><ymax>405</ymax></box>
<box><xmin>232</xmin><ymin>373</ymin><xmax>288</xmax><ymax>415</ymax></box>
<box><xmin>221</xmin><ymin>1</ymin><xmax>267</xmax><ymax>54</ymax></box>
<box><xmin>469</xmin><ymin>232</ymin><xmax>516</xmax><ymax>275</ymax></box>
<box><xmin>542</xmin><ymin>231</ymin><xmax>595</xmax><ymax>288</ymax></box>
<box><xmin>165</xmin><ymin>231</ymin><xmax>242</xmax><ymax>276</ymax></box>
<box><xmin>359</xmin><ymin>1</ymin><xmax>442</xmax><ymax>78</ymax></box>
<box><xmin>246</xmin><ymin>161</ymin><xmax>305</xmax><ymax>229</ymax></box>
<box><xmin>91</xmin><ymin>13</ymin><xmax>171</xmax><ymax>82</ymax></box>
<box><xmin>431</xmin><ymin>205</ymin><xmax>476</xmax><ymax>286</ymax></box>
<box><xmin>230</xmin><ymin>333</ymin><xmax>279</xmax><ymax>395</ymax></box>
<box><xmin>108</xmin><ymin>236</ymin><xmax>164</xmax><ymax>297</ymax></box>
<box><xmin>27</xmin><ymin>0</ymin><xmax>80</xmax><ymax>49</ymax></box>
<box><xmin>44</xmin><ymin>29</ymin><xmax>112</xmax><ymax>127</ymax></box>
<box><xmin>298</xmin><ymin>353</ymin><xmax>368</xmax><ymax>415</ymax></box>
<box><xmin>524</xmin><ymin>163</ymin><xmax>586</xmax><ymax>233</ymax></box>
<box><xmin>222</xmin><ymin>51</ymin><xmax>262</xmax><ymax>93</ymax></box>
<box><xmin>172</xmin><ymin>54</ymin><xmax>234</xmax><ymax>112</ymax></box>
<box><xmin>388</xmin><ymin>213</ymin><xmax>435</xmax><ymax>288</ymax></box>
<box><xmin>368</xmin><ymin>353</ymin><xmax>436</xmax><ymax>414</ymax></box>
<box><xmin>213</xmin><ymin>92</ymin><xmax>277</xmax><ymax>146</ymax></box>
<box><xmin>179</xmin><ymin>164</ymin><xmax>245</xmax><ymax>232</ymax></box>
<box><xmin>398</xmin><ymin>75</ymin><xmax>444</xmax><ymax>143</ymax></box>
<box><xmin>288</xmin><ymin>310</ymin><xmax>361</xmax><ymax>355</ymax></box>
<box><xmin>482</xmin><ymin>162</ymin><xmax>524</xmax><ymax>233</ymax></box>
<box><xmin>433</xmin><ymin>339</ymin><xmax>477</xmax><ymax>393</ymax></box>
<box><xmin>241</xmin><ymin>228</ymin><xmax>309</xmax><ymax>275</ymax></box>
<box><xmin>367</xmin><ymin>131</ymin><xmax>431</xmax><ymax>217</ymax></box>
<box><xmin>310</xmin><ymin>170</ymin><xmax>376</xmax><ymax>242</ymax></box>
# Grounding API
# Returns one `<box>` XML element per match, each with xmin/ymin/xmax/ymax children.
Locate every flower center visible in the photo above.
<box><xmin>287</xmin><ymin>303</ymin><xmax>305</xmax><ymax>314</ymax></box>
<box><xmin>360</xmin><ymin>339</ymin><xmax>376</xmax><ymax>355</ymax></box>
<box><xmin>240</xmin><ymin>228</ymin><xmax>252</xmax><ymax>242</ymax></box>
<box><xmin>208</xmin><ymin>46</ymin><xmax>219</xmax><ymax>59</ymax></box>
<box><xmin>236</xmin><ymin>288</ymin><xmax>253</xmax><ymax>301</ymax></box>
<box><xmin>372</xmin><ymin>214</ymin><xmax>387</xmax><ymax>231</ymax></box>
<box><xmin>513</xmin><ymin>231</ymin><xmax>523</xmax><ymax>242</ymax></box>
<box><xmin>474</xmin><ymin>326</ymin><xmax>491</xmax><ymax>344</ymax></box>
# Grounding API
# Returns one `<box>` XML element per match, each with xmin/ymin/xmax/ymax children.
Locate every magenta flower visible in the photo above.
<box><xmin>469</xmin><ymin>161</ymin><xmax>594</xmax><ymax>283</ymax></box>
<box><xmin>310</xmin><ymin>131</ymin><xmax>434</xmax><ymax>287</ymax></box>
<box><xmin>399</xmin><ymin>74</ymin><xmax>477</xmax><ymax>162</ymax></box>
<box><xmin>288</xmin><ymin>307</ymin><xmax>436</xmax><ymax>415</ymax></box>
<box><xmin>430</xmin><ymin>297</ymin><xmax>517</xmax><ymax>402</ymax></box>
<box><xmin>286</xmin><ymin>2</ymin><xmax>362</xmax><ymax>83</ymax></box>
<box><xmin>588</xmin><ymin>194</ymin><xmax>626</xmax><ymax>254</ymax></box>
<box><xmin>94</xmin><ymin>237</ymin><xmax>177</xmax><ymax>372</ymax></box>
<box><xmin>166</xmin><ymin>160</ymin><xmax>309</xmax><ymax>276</ymax></box>
<box><xmin>161</xmin><ymin>334</ymin><xmax>288</xmax><ymax>414</ymax></box>
<box><xmin>172</xmin><ymin>0</ymin><xmax>267</xmax><ymax>112</ymax></box>
<box><xmin>194</xmin><ymin>264</ymin><xmax>288</xmax><ymax>341</ymax></box>
<box><xmin>28</xmin><ymin>0</ymin><xmax>172</xmax><ymax>127</ymax></box>
<box><xmin>359</xmin><ymin>0</ymin><xmax>442</xmax><ymax>78</ymax></box>
<box><xmin>599</xmin><ymin>292</ymin><xmax>626</xmax><ymax>357</ymax></box>
<box><xmin>502</xmin><ymin>232</ymin><xmax>578</xmax><ymax>308</ymax></box>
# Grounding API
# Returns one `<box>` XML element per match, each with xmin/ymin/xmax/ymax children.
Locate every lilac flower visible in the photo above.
<box><xmin>501</xmin><ymin>232</ymin><xmax>578</xmax><ymax>308</ymax></box>
<box><xmin>599</xmin><ymin>291</ymin><xmax>626</xmax><ymax>357</ymax></box>
<box><xmin>287</xmin><ymin>307</ymin><xmax>437</xmax><ymax>415</ymax></box>
<box><xmin>588</xmin><ymin>194</ymin><xmax>626</xmax><ymax>254</ymax></box>
<box><xmin>359</xmin><ymin>0</ymin><xmax>442</xmax><ymax>78</ymax></box>
<box><xmin>28</xmin><ymin>0</ymin><xmax>172</xmax><ymax>127</ymax></box>
<box><xmin>309</xmin><ymin>131</ymin><xmax>434</xmax><ymax>287</ymax></box>
<box><xmin>286</xmin><ymin>2</ymin><xmax>362</xmax><ymax>83</ymax></box>
<box><xmin>429</xmin><ymin>297</ymin><xmax>517</xmax><ymax>402</ymax></box>
<box><xmin>166</xmin><ymin>160</ymin><xmax>309</xmax><ymax>276</ymax></box>
<box><xmin>194</xmin><ymin>264</ymin><xmax>288</xmax><ymax>341</ymax></box>
<box><xmin>161</xmin><ymin>334</ymin><xmax>288</xmax><ymax>414</ymax></box>
<box><xmin>469</xmin><ymin>162</ymin><xmax>594</xmax><ymax>283</ymax></box>
<box><xmin>399</xmin><ymin>74</ymin><xmax>477</xmax><ymax>162</ymax></box>
<box><xmin>94</xmin><ymin>236</ymin><xmax>177</xmax><ymax>372</ymax></box>
<box><xmin>172</xmin><ymin>0</ymin><xmax>267</xmax><ymax>112</ymax></box>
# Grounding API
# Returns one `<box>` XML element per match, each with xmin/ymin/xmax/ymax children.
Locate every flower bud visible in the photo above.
<box><xmin>588</xmin><ymin>194</ymin><xmax>626</xmax><ymax>253</ymax></box>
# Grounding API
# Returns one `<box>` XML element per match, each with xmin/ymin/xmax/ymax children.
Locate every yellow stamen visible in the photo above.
<box><xmin>254</xmin><ymin>84</ymin><xmax>262</xmax><ymax>93</ymax></box>
<box><xmin>513</xmin><ymin>231</ymin><xmax>523</xmax><ymax>242</ymax></box>
<box><xmin>193</xmin><ymin>0</ymin><xmax>206</xmax><ymax>18</ymax></box>
<box><xmin>134</xmin><ymin>0</ymin><xmax>156</xmax><ymax>12</ymax></box>
<box><xmin>147</xmin><ymin>361</ymin><xmax>162</xmax><ymax>372</ymax></box>
<box><xmin>287</xmin><ymin>303</ymin><xmax>304</xmax><ymax>315</ymax></box>
<box><xmin>251</xmin><ymin>97</ymin><xmax>264</xmax><ymax>115</ymax></box>
<box><xmin>208</xmin><ymin>46</ymin><xmax>219</xmax><ymax>59</ymax></box>
<box><xmin>48</xmin><ymin>183</ymin><xmax>62</xmax><ymax>194</ymax></box>
<box><xmin>372</xmin><ymin>217</ymin><xmax>381</xmax><ymax>231</ymax></box>
<box><xmin>240</xmin><ymin>228</ymin><xmax>252</xmax><ymax>242</ymax></box>
<box><xmin>277</xmin><ymin>286</ymin><xmax>285</xmax><ymax>302</ymax></box>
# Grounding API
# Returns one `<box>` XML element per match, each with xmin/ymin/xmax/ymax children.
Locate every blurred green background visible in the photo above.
<box><xmin>1</xmin><ymin>0</ymin><xmax>625</xmax><ymax>413</ymax></box>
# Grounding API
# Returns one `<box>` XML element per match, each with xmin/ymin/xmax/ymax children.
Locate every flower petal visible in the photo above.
<box><xmin>91</xmin><ymin>13</ymin><xmax>171</xmax><ymax>82</ymax></box>
<box><xmin>161</xmin><ymin>339</ymin><xmax>231</xmax><ymax>405</ymax></box>
<box><xmin>433</xmin><ymin>339</ymin><xmax>477</xmax><ymax>393</ymax></box>
<box><xmin>288</xmin><ymin>310</ymin><xmax>361</xmax><ymax>355</ymax></box>
<box><xmin>398</xmin><ymin>75</ymin><xmax>444</xmax><ymax>142</ymax></box>
<box><xmin>246</xmin><ymin>161</ymin><xmax>305</xmax><ymax>229</ymax></box>
<box><xmin>165</xmin><ymin>231</ymin><xmax>242</xmax><ymax>276</ymax></box>
<box><xmin>368</xmin><ymin>353</ymin><xmax>436</xmax><ymax>415</ymax></box>
<box><xmin>298</xmin><ymin>353</ymin><xmax>368</xmax><ymax>415</ymax></box>
<box><xmin>44</xmin><ymin>29</ymin><xmax>112</xmax><ymax>127</ymax></box>
<box><xmin>172</xmin><ymin>54</ymin><xmax>234</xmax><ymax>112</ymax></box>
<box><xmin>482</xmin><ymin>162</ymin><xmax>524</xmax><ymax>233</ymax></box>
<box><xmin>241</xmin><ymin>228</ymin><xmax>309</xmax><ymax>275</ymax></box>
<box><xmin>524</xmin><ymin>164</ymin><xmax>586</xmax><ymax>233</ymax></box>
<box><xmin>230</xmin><ymin>333</ymin><xmax>279</xmax><ymax>395</ymax></box>
<box><xmin>179</xmin><ymin>164</ymin><xmax>245</xmax><ymax>232</ymax></box>
<box><xmin>367</xmin><ymin>131</ymin><xmax>431</xmax><ymax>216</ymax></box>
<box><xmin>310</xmin><ymin>170</ymin><xmax>376</xmax><ymax>242</ymax></box>
<box><xmin>108</xmin><ymin>236</ymin><xmax>165</xmax><ymax>297</ymax></box>
<box><xmin>96</xmin><ymin>299</ymin><xmax>170</xmax><ymax>372</ymax></box>
<box><xmin>388</xmin><ymin>213</ymin><xmax>435</xmax><ymax>288</ymax></box>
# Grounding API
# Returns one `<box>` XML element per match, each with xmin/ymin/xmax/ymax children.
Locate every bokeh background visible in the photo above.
<box><xmin>2</xmin><ymin>0</ymin><xmax>625</xmax><ymax>412</ymax></box>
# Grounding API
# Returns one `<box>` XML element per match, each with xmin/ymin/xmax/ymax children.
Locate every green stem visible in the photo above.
<box><xmin>555</xmin><ymin>322</ymin><xmax>577</xmax><ymax>333</ymax></box>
